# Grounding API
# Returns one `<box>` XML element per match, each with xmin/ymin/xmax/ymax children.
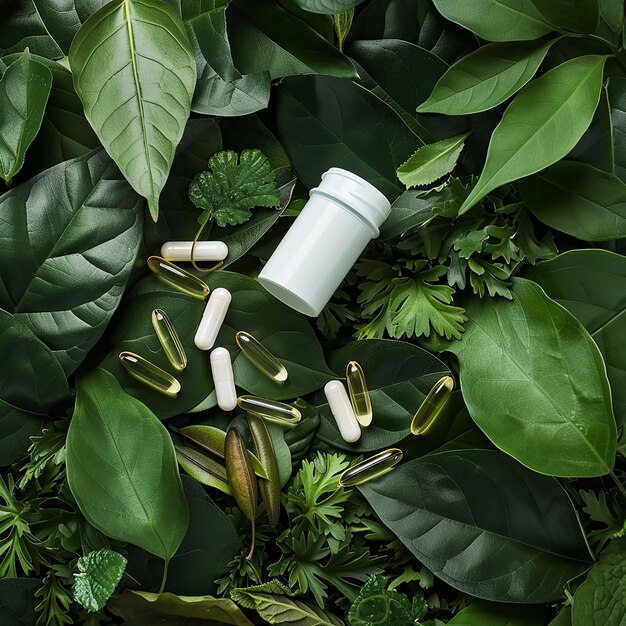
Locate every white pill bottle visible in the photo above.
<box><xmin>258</xmin><ymin>168</ymin><xmax>391</xmax><ymax>317</ymax></box>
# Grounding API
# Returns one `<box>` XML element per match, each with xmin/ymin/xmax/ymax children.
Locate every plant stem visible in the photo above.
<box><xmin>158</xmin><ymin>558</ymin><xmax>169</xmax><ymax>594</ymax></box>
<box><xmin>610</xmin><ymin>470</ymin><xmax>626</xmax><ymax>501</ymax></box>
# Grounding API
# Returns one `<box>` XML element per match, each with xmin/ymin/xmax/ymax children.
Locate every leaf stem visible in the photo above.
<box><xmin>609</xmin><ymin>470</ymin><xmax>626</xmax><ymax>501</ymax></box>
<box><xmin>158</xmin><ymin>558</ymin><xmax>169</xmax><ymax>594</ymax></box>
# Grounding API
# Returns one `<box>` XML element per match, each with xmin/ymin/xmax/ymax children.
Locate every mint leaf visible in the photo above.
<box><xmin>188</xmin><ymin>149</ymin><xmax>280</xmax><ymax>227</ymax></box>
<box><xmin>72</xmin><ymin>549</ymin><xmax>127</xmax><ymax>612</ymax></box>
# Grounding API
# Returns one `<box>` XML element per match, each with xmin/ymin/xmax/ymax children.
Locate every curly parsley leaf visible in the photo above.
<box><xmin>72</xmin><ymin>549</ymin><xmax>127</xmax><ymax>612</ymax></box>
<box><xmin>188</xmin><ymin>149</ymin><xmax>280</xmax><ymax>227</ymax></box>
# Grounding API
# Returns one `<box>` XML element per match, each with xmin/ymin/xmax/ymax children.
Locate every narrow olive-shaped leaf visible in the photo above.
<box><xmin>291</xmin><ymin>0</ymin><xmax>365</xmax><ymax>15</ymax></box>
<box><xmin>72</xmin><ymin>549</ymin><xmax>127</xmax><ymax>612</ymax></box>
<box><xmin>175</xmin><ymin>445</ymin><xmax>232</xmax><ymax>495</ymax></box>
<box><xmin>459</xmin><ymin>55</ymin><xmax>607</xmax><ymax>214</ymax></box>
<box><xmin>531</xmin><ymin>0</ymin><xmax>600</xmax><ymax>33</ymax></box>
<box><xmin>417</xmin><ymin>41</ymin><xmax>552</xmax><ymax>115</ymax></box>
<box><xmin>441</xmin><ymin>278</ymin><xmax>616</xmax><ymax>477</ymax></box>
<box><xmin>431</xmin><ymin>0</ymin><xmax>553</xmax><ymax>41</ymax></box>
<box><xmin>0</xmin><ymin>149</ymin><xmax>143</xmax><ymax>376</ymax></box>
<box><xmin>397</xmin><ymin>131</ymin><xmax>471</xmax><ymax>188</ymax></box>
<box><xmin>520</xmin><ymin>161</ymin><xmax>626</xmax><ymax>240</ymax></box>
<box><xmin>359</xmin><ymin>449</ymin><xmax>592</xmax><ymax>602</ymax></box>
<box><xmin>66</xmin><ymin>369</ymin><xmax>189</xmax><ymax>560</ymax></box>
<box><xmin>0</xmin><ymin>52</ymin><xmax>51</xmax><ymax>184</ymax></box>
<box><xmin>69</xmin><ymin>0</ymin><xmax>196</xmax><ymax>220</ymax></box>
<box><xmin>608</xmin><ymin>76</ymin><xmax>626</xmax><ymax>182</ymax></box>
<box><xmin>447</xmin><ymin>601</ymin><xmax>546</xmax><ymax>626</ymax></box>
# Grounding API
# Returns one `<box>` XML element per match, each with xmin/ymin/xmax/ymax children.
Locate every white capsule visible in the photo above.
<box><xmin>160</xmin><ymin>241</ymin><xmax>228</xmax><ymax>262</ymax></box>
<box><xmin>324</xmin><ymin>380</ymin><xmax>361</xmax><ymax>443</ymax></box>
<box><xmin>210</xmin><ymin>347</ymin><xmax>237</xmax><ymax>411</ymax></box>
<box><xmin>194</xmin><ymin>288</ymin><xmax>232</xmax><ymax>350</ymax></box>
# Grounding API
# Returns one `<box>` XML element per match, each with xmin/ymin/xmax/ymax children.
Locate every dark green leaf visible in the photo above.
<box><xmin>359</xmin><ymin>449</ymin><xmax>592</xmax><ymax>602</ymax></box>
<box><xmin>531</xmin><ymin>0</ymin><xmax>599</xmax><ymax>33</ymax></box>
<box><xmin>447</xmin><ymin>601</ymin><xmax>546</xmax><ymax>625</ymax></box>
<box><xmin>0</xmin><ymin>407</ymin><xmax>43</xmax><ymax>468</ymax></box>
<box><xmin>66</xmin><ymin>369</ymin><xmax>189</xmax><ymax>560</ymax></box>
<box><xmin>0</xmin><ymin>149</ymin><xmax>143</xmax><ymax>375</ymax></box>
<box><xmin>0</xmin><ymin>52</ymin><xmax>52</xmax><ymax>184</ymax></box>
<box><xmin>440</xmin><ymin>278</ymin><xmax>616</xmax><ymax>477</ymax></box>
<box><xmin>276</xmin><ymin>75</ymin><xmax>422</xmax><ymax>200</ymax></box>
<box><xmin>291</xmin><ymin>0</ymin><xmax>365</xmax><ymax>15</ymax></box>
<box><xmin>608</xmin><ymin>76</ymin><xmax>626</xmax><ymax>183</ymax></box>
<box><xmin>0</xmin><ymin>578</ymin><xmax>39</xmax><ymax>626</ymax></box>
<box><xmin>460</xmin><ymin>55</ymin><xmax>607</xmax><ymax>213</ymax></box>
<box><xmin>520</xmin><ymin>161</ymin><xmax>626</xmax><ymax>240</ymax></box>
<box><xmin>72</xmin><ymin>549</ymin><xmax>127</xmax><ymax>612</ymax></box>
<box><xmin>69</xmin><ymin>0</ymin><xmax>196</xmax><ymax>220</ymax></box>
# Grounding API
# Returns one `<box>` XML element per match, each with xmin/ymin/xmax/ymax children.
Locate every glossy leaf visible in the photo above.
<box><xmin>315</xmin><ymin>339</ymin><xmax>451</xmax><ymax>452</ymax></box>
<box><xmin>359</xmin><ymin>449</ymin><xmax>591</xmax><ymax>602</ymax></box>
<box><xmin>525</xmin><ymin>249</ymin><xmax>626</xmax><ymax>427</ymax></box>
<box><xmin>276</xmin><ymin>75</ymin><xmax>422</xmax><ymax>200</ymax></box>
<box><xmin>431</xmin><ymin>0</ymin><xmax>552</xmax><ymax>41</ymax></box>
<box><xmin>0</xmin><ymin>52</ymin><xmax>52</xmax><ymax>184</ymax></box>
<box><xmin>520</xmin><ymin>161</ymin><xmax>626</xmax><ymax>240</ymax></box>
<box><xmin>69</xmin><ymin>0</ymin><xmax>197</xmax><ymax>220</ymax></box>
<box><xmin>531</xmin><ymin>0</ymin><xmax>600</xmax><ymax>33</ymax></box>
<box><xmin>417</xmin><ymin>40</ymin><xmax>552</xmax><ymax>115</ymax></box>
<box><xmin>447</xmin><ymin>601</ymin><xmax>546</xmax><ymax>625</ymax></box>
<box><xmin>440</xmin><ymin>278</ymin><xmax>616</xmax><ymax>477</ymax></box>
<box><xmin>460</xmin><ymin>55</ymin><xmax>607</xmax><ymax>213</ymax></box>
<box><xmin>291</xmin><ymin>0</ymin><xmax>365</xmax><ymax>14</ymax></box>
<box><xmin>0</xmin><ymin>149</ymin><xmax>143</xmax><ymax>376</ymax></box>
<box><xmin>608</xmin><ymin>76</ymin><xmax>626</xmax><ymax>183</ymax></box>
<box><xmin>66</xmin><ymin>369</ymin><xmax>189</xmax><ymax>560</ymax></box>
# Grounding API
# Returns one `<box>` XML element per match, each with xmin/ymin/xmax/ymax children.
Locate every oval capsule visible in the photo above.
<box><xmin>235</xmin><ymin>331</ymin><xmax>288</xmax><ymax>383</ymax></box>
<box><xmin>118</xmin><ymin>351</ymin><xmax>181</xmax><ymax>397</ymax></box>
<box><xmin>147</xmin><ymin>256</ymin><xmax>209</xmax><ymax>299</ymax></box>
<box><xmin>339</xmin><ymin>448</ymin><xmax>403</xmax><ymax>487</ymax></box>
<box><xmin>346</xmin><ymin>360</ymin><xmax>372</xmax><ymax>427</ymax></box>
<box><xmin>411</xmin><ymin>375</ymin><xmax>455</xmax><ymax>435</ymax></box>
<box><xmin>237</xmin><ymin>395</ymin><xmax>301</xmax><ymax>426</ymax></box>
<box><xmin>324</xmin><ymin>380</ymin><xmax>361</xmax><ymax>443</ymax></box>
<box><xmin>210</xmin><ymin>347</ymin><xmax>237</xmax><ymax>411</ymax></box>
<box><xmin>161</xmin><ymin>241</ymin><xmax>228</xmax><ymax>262</ymax></box>
<box><xmin>195</xmin><ymin>288</ymin><xmax>232</xmax><ymax>350</ymax></box>
<box><xmin>151</xmin><ymin>309</ymin><xmax>187</xmax><ymax>371</ymax></box>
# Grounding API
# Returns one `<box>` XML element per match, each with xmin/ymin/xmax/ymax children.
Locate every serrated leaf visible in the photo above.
<box><xmin>397</xmin><ymin>131</ymin><xmax>471</xmax><ymax>188</ymax></box>
<box><xmin>72</xmin><ymin>549</ymin><xmax>127</xmax><ymax>612</ymax></box>
<box><xmin>189</xmin><ymin>149</ymin><xmax>280</xmax><ymax>226</ymax></box>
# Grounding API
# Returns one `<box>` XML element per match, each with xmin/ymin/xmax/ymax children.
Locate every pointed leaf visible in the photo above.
<box><xmin>530</xmin><ymin>0</ymin><xmax>599</xmax><ymax>33</ymax></box>
<box><xmin>72</xmin><ymin>549</ymin><xmax>127</xmax><ymax>612</ymax></box>
<box><xmin>460</xmin><ymin>55</ymin><xmax>607</xmax><ymax>213</ymax></box>
<box><xmin>69</xmin><ymin>0</ymin><xmax>197</xmax><ymax>220</ymax></box>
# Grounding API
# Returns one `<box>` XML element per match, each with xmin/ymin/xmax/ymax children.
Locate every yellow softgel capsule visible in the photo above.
<box><xmin>118</xmin><ymin>351</ymin><xmax>181</xmax><ymax>397</ymax></box>
<box><xmin>147</xmin><ymin>256</ymin><xmax>209</xmax><ymax>299</ymax></box>
<box><xmin>346</xmin><ymin>360</ymin><xmax>372</xmax><ymax>427</ymax></box>
<box><xmin>339</xmin><ymin>448</ymin><xmax>403</xmax><ymax>487</ymax></box>
<box><xmin>236</xmin><ymin>331</ymin><xmax>288</xmax><ymax>383</ymax></box>
<box><xmin>410</xmin><ymin>375</ymin><xmax>455</xmax><ymax>435</ymax></box>
<box><xmin>151</xmin><ymin>309</ymin><xmax>187</xmax><ymax>371</ymax></box>
<box><xmin>237</xmin><ymin>395</ymin><xmax>301</xmax><ymax>426</ymax></box>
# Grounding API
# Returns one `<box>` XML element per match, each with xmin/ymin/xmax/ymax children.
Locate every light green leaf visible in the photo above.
<box><xmin>72</xmin><ymin>549</ymin><xmax>127</xmax><ymax>612</ymax></box>
<box><xmin>431</xmin><ymin>0</ymin><xmax>553</xmax><ymax>41</ymax></box>
<box><xmin>175</xmin><ymin>444</ymin><xmax>232</xmax><ymax>495</ymax></box>
<box><xmin>359</xmin><ymin>449</ymin><xmax>592</xmax><ymax>603</ymax></box>
<box><xmin>291</xmin><ymin>0</ymin><xmax>365</xmax><ymax>15</ymax></box>
<box><xmin>66</xmin><ymin>369</ymin><xmax>189</xmax><ymax>560</ymax></box>
<box><xmin>333</xmin><ymin>9</ymin><xmax>354</xmax><ymax>51</ymax></box>
<box><xmin>69</xmin><ymin>0</ymin><xmax>197</xmax><ymax>220</ymax></box>
<box><xmin>0</xmin><ymin>51</ymin><xmax>52</xmax><ymax>184</ymax></box>
<box><xmin>440</xmin><ymin>278</ymin><xmax>616</xmax><ymax>477</ymax></box>
<box><xmin>530</xmin><ymin>0</ymin><xmax>599</xmax><ymax>33</ymax></box>
<box><xmin>447</xmin><ymin>600</ymin><xmax>546</xmax><ymax>625</ymax></box>
<box><xmin>460</xmin><ymin>55</ymin><xmax>607</xmax><ymax>214</ymax></box>
<box><xmin>417</xmin><ymin>40</ymin><xmax>552</xmax><ymax>115</ymax></box>
<box><xmin>520</xmin><ymin>161</ymin><xmax>626</xmax><ymax>240</ymax></box>
<box><xmin>397</xmin><ymin>131</ymin><xmax>471</xmax><ymax>188</ymax></box>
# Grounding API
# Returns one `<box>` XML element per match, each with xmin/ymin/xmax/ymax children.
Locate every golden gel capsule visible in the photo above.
<box><xmin>346</xmin><ymin>360</ymin><xmax>372</xmax><ymax>427</ymax></box>
<box><xmin>410</xmin><ymin>375</ymin><xmax>455</xmax><ymax>435</ymax></box>
<box><xmin>151</xmin><ymin>309</ymin><xmax>187</xmax><ymax>371</ymax></box>
<box><xmin>339</xmin><ymin>449</ymin><xmax>403</xmax><ymax>487</ymax></box>
<box><xmin>118</xmin><ymin>351</ymin><xmax>181</xmax><ymax>397</ymax></box>
<box><xmin>147</xmin><ymin>256</ymin><xmax>209</xmax><ymax>300</ymax></box>
<box><xmin>235</xmin><ymin>331</ymin><xmax>288</xmax><ymax>383</ymax></box>
<box><xmin>237</xmin><ymin>395</ymin><xmax>301</xmax><ymax>426</ymax></box>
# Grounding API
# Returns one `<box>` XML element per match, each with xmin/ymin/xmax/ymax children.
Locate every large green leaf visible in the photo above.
<box><xmin>315</xmin><ymin>339</ymin><xmax>451</xmax><ymax>452</ymax></box>
<box><xmin>0</xmin><ymin>149</ymin><xmax>143</xmax><ymax>376</ymax></box>
<box><xmin>228</xmin><ymin>0</ymin><xmax>357</xmax><ymax>81</ymax></box>
<box><xmin>447</xmin><ymin>601</ymin><xmax>546</xmax><ymax>625</ymax></box>
<box><xmin>459</xmin><ymin>55</ymin><xmax>607</xmax><ymax>213</ymax></box>
<box><xmin>100</xmin><ymin>271</ymin><xmax>333</xmax><ymax>418</ymax></box>
<box><xmin>66</xmin><ymin>369</ymin><xmax>189</xmax><ymax>560</ymax></box>
<box><xmin>520</xmin><ymin>161</ymin><xmax>626</xmax><ymax>240</ymax></box>
<box><xmin>417</xmin><ymin>40</ymin><xmax>552</xmax><ymax>115</ymax></box>
<box><xmin>524</xmin><ymin>249</ymin><xmax>626</xmax><ymax>427</ymax></box>
<box><xmin>359</xmin><ymin>449</ymin><xmax>591</xmax><ymax>603</ymax></box>
<box><xmin>431</xmin><ymin>0</ymin><xmax>553</xmax><ymax>41</ymax></box>
<box><xmin>530</xmin><ymin>0</ymin><xmax>599</xmax><ymax>33</ymax></box>
<box><xmin>608</xmin><ymin>76</ymin><xmax>626</xmax><ymax>183</ymax></box>
<box><xmin>291</xmin><ymin>0</ymin><xmax>365</xmax><ymax>14</ymax></box>
<box><xmin>0</xmin><ymin>52</ymin><xmax>51</xmax><ymax>184</ymax></box>
<box><xmin>439</xmin><ymin>278</ymin><xmax>616</xmax><ymax>477</ymax></box>
<box><xmin>0</xmin><ymin>578</ymin><xmax>40</xmax><ymax>626</ymax></box>
<box><xmin>276</xmin><ymin>75</ymin><xmax>422</xmax><ymax>200</ymax></box>
<box><xmin>0</xmin><ymin>407</ymin><xmax>43</xmax><ymax>468</ymax></box>
<box><xmin>69</xmin><ymin>0</ymin><xmax>197</xmax><ymax>220</ymax></box>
